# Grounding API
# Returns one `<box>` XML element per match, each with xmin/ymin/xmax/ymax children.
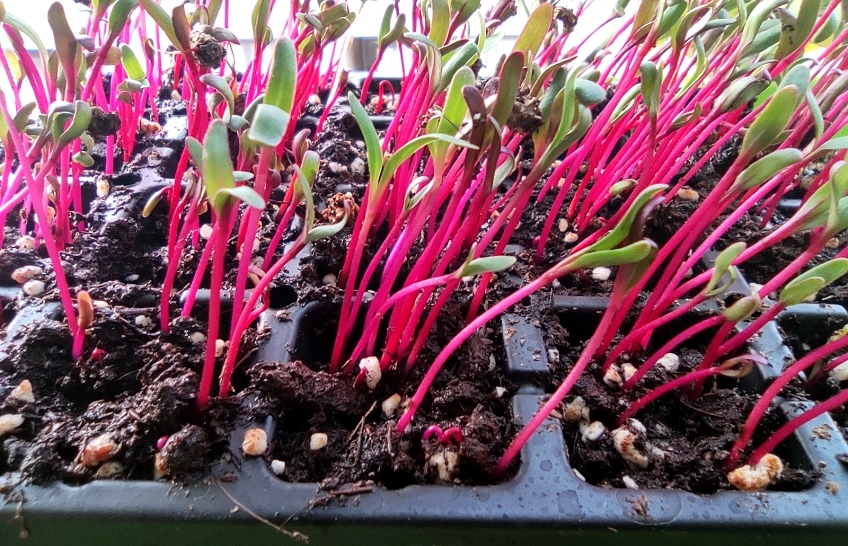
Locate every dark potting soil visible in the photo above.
<box><xmin>545</xmin><ymin>318</ymin><xmax>818</xmax><ymax>493</ymax></box>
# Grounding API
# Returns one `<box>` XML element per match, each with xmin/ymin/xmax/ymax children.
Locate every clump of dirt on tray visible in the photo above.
<box><xmin>237</xmin><ymin>299</ymin><xmax>517</xmax><ymax>489</ymax></box>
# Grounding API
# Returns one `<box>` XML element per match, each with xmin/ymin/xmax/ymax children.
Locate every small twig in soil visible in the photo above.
<box><xmin>326</xmin><ymin>484</ymin><xmax>373</xmax><ymax>496</ymax></box>
<box><xmin>346</xmin><ymin>401</ymin><xmax>377</xmax><ymax>446</ymax></box>
<box><xmin>217</xmin><ymin>481</ymin><xmax>308</xmax><ymax>542</ymax></box>
<box><xmin>308</xmin><ymin>482</ymin><xmax>375</xmax><ymax>508</ymax></box>
<box><xmin>233</xmin><ymin>347</ymin><xmax>259</xmax><ymax>371</ymax></box>
<box><xmin>677</xmin><ymin>397</ymin><xmax>724</xmax><ymax>419</ymax></box>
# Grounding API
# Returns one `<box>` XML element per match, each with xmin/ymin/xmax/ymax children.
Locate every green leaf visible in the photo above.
<box><xmin>631</xmin><ymin>0</ymin><xmax>661</xmax><ymax>40</ymax></box>
<box><xmin>348</xmin><ymin>92</ymin><xmax>382</xmax><ymax>188</ymax></box>
<box><xmin>247</xmin><ymin>103</ymin><xmax>290</xmax><ymax>147</ymax></box>
<box><xmin>790</xmin><ymin>0</ymin><xmax>822</xmax><ymax>54</ymax></box>
<box><xmin>815</xmin><ymin>136</ymin><xmax>848</xmax><ymax>154</ymax></box>
<box><xmin>461</xmin><ymin>256</ymin><xmax>517</xmax><ymax>277</ymax></box>
<box><xmin>118</xmin><ymin>78</ymin><xmax>147</xmax><ymax>93</ymax></box>
<box><xmin>673</xmin><ymin>5</ymin><xmax>710</xmax><ymax>52</ymax></box>
<box><xmin>492</xmin><ymin>52</ymin><xmax>524</xmax><ymax>128</ymax></box>
<box><xmin>732</xmin><ymin>148</ymin><xmax>803</xmax><ymax>192</ymax></box>
<box><xmin>722</xmin><ymin>294</ymin><xmax>761</xmax><ymax>322</ymax></box>
<box><xmin>615</xmin><ymin>239</ymin><xmax>659</xmax><ymax>291</ymax></box>
<box><xmin>575</xmin><ymin>78</ymin><xmax>606</xmax><ymax>106</ymax></box>
<box><xmin>297</xmin><ymin>13</ymin><xmax>323</xmax><ymax>32</ymax></box>
<box><xmin>378</xmin><ymin>12</ymin><xmax>406</xmax><ymax>50</ymax></box>
<box><xmin>570</xmin><ymin>240</ymin><xmax>657</xmax><ymax>270</ymax></box>
<box><xmin>512</xmin><ymin>2</ymin><xmax>553</xmax><ymax>58</ymax></box>
<box><xmin>108</xmin><ymin>0</ymin><xmax>139</xmax><ymax>38</ymax></box>
<box><xmin>792</xmin><ymin>162</ymin><xmax>848</xmax><ymax>231</ymax></box>
<box><xmin>741</xmin><ymin>0</ymin><xmax>790</xmax><ymax>53</ymax></box>
<box><xmin>207</xmin><ymin>0</ymin><xmax>224</xmax><ymax>25</ymax></box>
<box><xmin>200</xmin><ymin>73</ymin><xmax>235</xmax><ymax>117</ymax></box>
<box><xmin>265</xmin><ymin>38</ymin><xmax>296</xmax><ymax>113</ymax></box>
<box><xmin>426</xmin><ymin>0</ymin><xmax>449</xmax><ymax>47</ymax></box>
<box><xmin>745</xmin><ymin>18</ymin><xmax>782</xmax><ymax>57</ymax></box>
<box><xmin>202</xmin><ymin>120</ymin><xmax>235</xmax><ymax>213</ymax></box>
<box><xmin>251</xmin><ymin>0</ymin><xmax>272</xmax><ymax>49</ymax></box>
<box><xmin>705</xmin><ymin>243</ymin><xmax>746</xmax><ymax>296</ymax></box>
<box><xmin>609</xmin><ymin>180</ymin><xmax>635</xmax><ymax>196</ymax></box>
<box><xmin>440</xmin><ymin>41</ymin><xmax>478</xmax><ymax>91</ymax></box>
<box><xmin>657</xmin><ymin>0</ymin><xmax>686</xmax><ymax>38</ymax></box>
<box><xmin>59</xmin><ymin>101</ymin><xmax>92</xmax><ymax>146</ymax></box>
<box><xmin>715</xmin><ymin>76</ymin><xmax>770</xmax><ymax>114</ymax></box>
<box><xmin>740</xmin><ymin>85</ymin><xmax>799</xmax><ymax>159</ymax></box>
<box><xmin>139</xmin><ymin>0</ymin><xmax>180</xmax><ymax>53</ymax></box>
<box><xmin>242</xmin><ymin>94</ymin><xmax>265</xmax><ymax>123</ymax></box>
<box><xmin>233</xmin><ymin>171</ymin><xmax>254</xmax><ymax>182</ymax></box>
<box><xmin>72</xmin><ymin>151</ymin><xmax>94</xmax><ymax>167</ymax></box>
<box><xmin>584</xmin><ymin>185</ymin><xmax>668</xmax><ymax>254</ymax></box>
<box><xmin>307</xmin><ymin>213</ymin><xmax>349</xmax><ymax>242</ymax></box>
<box><xmin>639</xmin><ymin>61</ymin><xmax>660</xmax><ymax>122</ymax></box>
<box><xmin>777</xmin><ymin>64</ymin><xmax>810</xmax><ymax>98</ymax></box>
<box><xmin>3</xmin><ymin>11</ymin><xmax>48</xmax><ymax>66</ymax></box>
<box><xmin>142</xmin><ymin>186</ymin><xmax>169</xmax><ymax>218</ymax></box>
<box><xmin>544</xmin><ymin>102</ymin><xmax>593</xmax><ymax>165</ymax></box>
<box><xmin>186</xmin><ymin>136</ymin><xmax>204</xmax><ymax>169</ymax></box>
<box><xmin>300</xmin><ymin>150</ymin><xmax>320</xmax><ymax>187</ymax></box>
<box><xmin>379</xmin><ymin>134</ymin><xmax>477</xmax><ymax>189</ymax></box>
<box><xmin>403</xmin><ymin>32</ymin><xmax>439</xmax><ymax>50</ymax></box>
<box><xmin>432</xmin><ymin>67</ymin><xmax>475</xmax><ymax>161</ymax></box>
<box><xmin>670</xmin><ymin>104</ymin><xmax>703</xmax><ymax>130</ymax></box>
<box><xmin>80</xmin><ymin>132</ymin><xmax>94</xmax><ymax>152</ymax></box>
<box><xmin>780</xmin><ymin>259</ymin><xmax>848</xmax><ymax>306</ymax></box>
<box><xmin>12</xmin><ymin>102</ymin><xmax>36</xmax><ymax>133</ymax></box>
<box><xmin>805</xmin><ymin>88</ymin><xmax>824</xmax><ymax>142</ymax></box>
<box><xmin>120</xmin><ymin>44</ymin><xmax>147</xmax><ymax>82</ymax></box>
<box><xmin>216</xmin><ymin>185</ymin><xmax>265</xmax><ymax>210</ymax></box>
<box><xmin>814</xmin><ymin>10</ymin><xmax>839</xmax><ymax>43</ymax></box>
<box><xmin>228</xmin><ymin>115</ymin><xmax>249</xmax><ymax>132</ymax></box>
<box><xmin>403</xmin><ymin>176</ymin><xmax>433</xmax><ymax>212</ymax></box>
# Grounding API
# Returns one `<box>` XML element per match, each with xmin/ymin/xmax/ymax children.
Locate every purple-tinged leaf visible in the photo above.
<box><xmin>172</xmin><ymin>5</ymin><xmax>192</xmax><ymax>54</ymax></box>
<box><xmin>48</xmin><ymin>3</ymin><xmax>78</xmax><ymax>80</ymax></box>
